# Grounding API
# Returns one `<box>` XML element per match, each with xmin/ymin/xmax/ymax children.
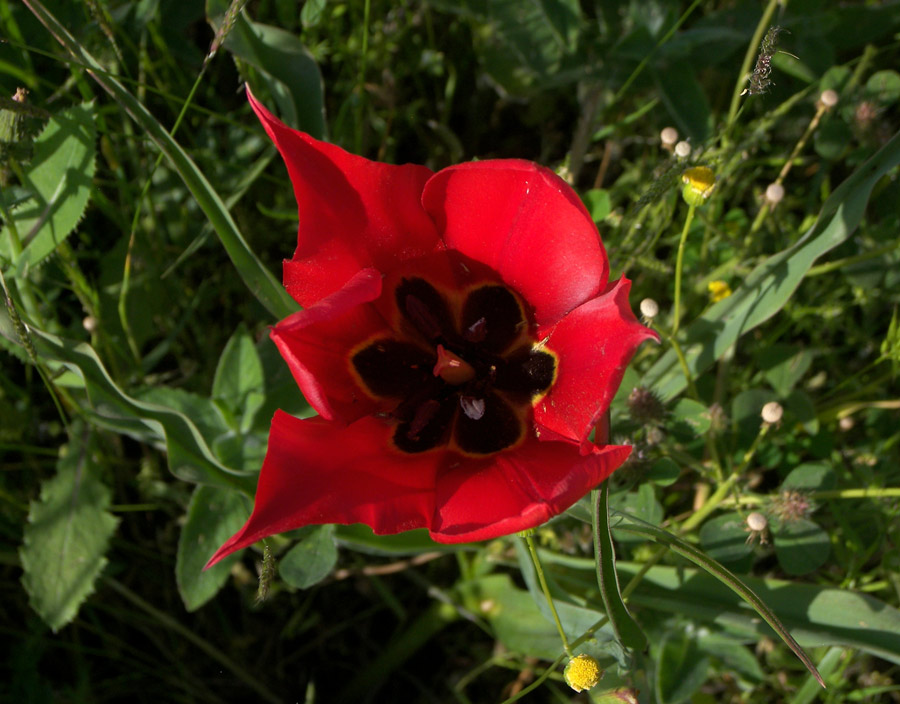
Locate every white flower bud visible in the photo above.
<box><xmin>761</xmin><ymin>401</ymin><xmax>783</xmax><ymax>424</ymax></box>
<box><xmin>674</xmin><ymin>141</ymin><xmax>692</xmax><ymax>158</ymax></box>
<box><xmin>640</xmin><ymin>298</ymin><xmax>659</xmax><ymax>319</ymax></box>
<box><xmin>820</xmin><ymin>89</ymin><xmax>839</xmax><ymax>108</ymax></box>
<box><xmin>83</xmin><ymin>315</ymin><xmax>98</xmax><ymax>333</ymax></box>
<box><xmin>660</xmin><ymin>127</ymin><xmax>679</xmax><ymax>148</ymax></box>
<box><xmin>765</xmin><ymin>182</ymin><xmax>785</xmax><ymax>206</ymax></box>
<box><xmin>746</xmin><ymin>512</ymin><xmax>768</xmax><ymax>532</ymax></box>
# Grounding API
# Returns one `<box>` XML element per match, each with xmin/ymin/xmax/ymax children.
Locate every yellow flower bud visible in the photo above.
<box><xmin>707</xmin><ymin>280</ymin><xmax>732</xmax><ymax>303</ymax></box>
<box><xmin>681</xmin><ymin>166</ymin><xmax>715</xmax><ymax>206</ymax></box>
<box><xmin>564</xmin><ymin>654</ymin><xmax>603</xmax><ymax>693</ymax></box>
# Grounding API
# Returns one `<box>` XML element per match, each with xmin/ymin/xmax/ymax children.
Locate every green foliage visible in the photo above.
<box><xmin>3</xmin><ymin>0</ymin><xmax>899</xmax><ymax>701</ymax></box>
<box><xmin>0</xmin><ymin>103</ymin><xmax>95</xmax><ymax>271</ymax></box>
<box><xmin>19</xmin><ymin>426</ymin><xmax>118</xmax><ymax>632</ymax></box>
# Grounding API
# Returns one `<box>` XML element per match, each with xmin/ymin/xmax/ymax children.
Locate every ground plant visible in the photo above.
<box><xmin>2</xmin><ymin>1</ymin><xmax>900</xmax><ymax>702</ymax></box>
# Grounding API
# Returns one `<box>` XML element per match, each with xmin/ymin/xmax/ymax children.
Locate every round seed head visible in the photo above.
<box><xmin>660</xmin><ymin>126</ymin><xmax>679</xmax><ymax>147</ymax></box>
<box><xmin>761</xmin><ymin>401</ymin><xmax>783</xmax><ymax>424</ymax></box>
<box><xmin>640</xmin><ymin>298</ymin><xmax>659</xmax><ymax>319</ymax></box>
<box><xmin>765</xmin><ymin>182</ymin><xmax>785</xmax><ymax>206</ymax></box>
<box><xmin>674</xmin><ymin>140</ymin><xmax>692</xmax><ymax>158</ymax></box>
<box><xmin>820</xmin><ymin>89</ymin><xmax>839</xmax><ymax>108</ymax></box>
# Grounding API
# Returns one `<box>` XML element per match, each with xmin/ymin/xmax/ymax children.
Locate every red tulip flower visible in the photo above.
<box><xmin>207</xmin><ymin>90</ymin><xmax>657</xmax><ymax>567</ymax></box>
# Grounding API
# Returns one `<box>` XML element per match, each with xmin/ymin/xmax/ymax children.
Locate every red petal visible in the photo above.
<box><xmin>247</xmin><ymin>89</ymin><xmax>441</xmax><ymax>307</ymax></box>
<box><xmin>535</xmin><ymin>277</ymin><xmax>659</xmax><ymax>450</ymax></box>
<box><xmin>271</xmin><ymin>268</ymin><xmax>391</xmax><ymax>423</ymax></box>
<box><xmin>429</xmin><ymin>434</ymin><xmax>631</xmax><ymax>543</ymax></box>
<box><xmin>421</xmin><ymin>160</ymin><xmax>609</xmax><ymax>327</ymax></box>
<box><xmin>205</xmin><ymin>411</ymin><xmax>439</xmax><ymax>568</ymax></box>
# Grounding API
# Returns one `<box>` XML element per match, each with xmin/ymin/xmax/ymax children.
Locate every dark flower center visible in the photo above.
<box><xmin>351</xmin><ymin>277</ymin><xmax>557</xmax><ymax>456</ymax></box>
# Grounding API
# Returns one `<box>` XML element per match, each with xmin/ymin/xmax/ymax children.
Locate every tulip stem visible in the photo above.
<box><xmin>671</xmin><ymin>202</ymin><xmax>696</xmax><ymax>337</ymax></box>
<box><xmin>524</xmin><ymin>535</ymin><xmax>572</xmax><ymax>657</ymax></box>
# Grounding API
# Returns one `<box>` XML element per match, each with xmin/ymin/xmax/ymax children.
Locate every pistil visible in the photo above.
<box><xmin>433</xmin><ymin>344</ymin><xmax>476</xmax><ymax>385</ymax></box>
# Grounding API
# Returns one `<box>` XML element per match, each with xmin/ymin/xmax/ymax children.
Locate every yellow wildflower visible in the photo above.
<box><xmin>708</xmin><ymin>279</ymin><xmax>732</xmax><ymax>302</ymax></box>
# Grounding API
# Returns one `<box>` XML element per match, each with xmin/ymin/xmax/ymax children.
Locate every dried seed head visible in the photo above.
<box><xmin>660</xmin><ymin>126</ymin><xmax>679</xmax><ymax>148</ymax></box>
<box><xmin>765</xmin><ymin>182</ymin><xmax>785</xmax><ymax>206</ymax></box>
<box><xmin>674</xmin><ymin>140</ymin><xmax>692</xmax><ymax>158</ymax></box>
<box><xmin>771</xmin><ymin>490</ymin><xmax>812</xmax><ymax>523</ymax></box>
<box><xmin>839</xmin><ymin>416</ymin><xmax>855</xmax><ymax>431</ymax></box>
<box><xmin>564</xmin><ymin>654</ymin><xmax>603</xmax><ymax>693</ymax></box>
<box><xmin>761</xmin><ymin>401</ymin><xmax>783</xmax><ymax>424</ymax></box>
<box><xmin>819</xmin><ymin>89</ymin><xmax>839</xmax><ymax>108</ymax></box>
<box><xmin>627</xmin><ymin>386</ymin><xmax>666</xmax><ymax>425</ymax></box>
<box><xmin>82</xmin><ymin>315</ymin><xmax>98</xmax><ymax>333</ymax></box>
<box><xmin>640</xmin><ymin>297</ymin><xmax>659</xmax><ymax>319</ymax></box>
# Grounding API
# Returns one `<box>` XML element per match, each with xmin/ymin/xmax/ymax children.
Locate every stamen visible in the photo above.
<box><xmin>432</xmin><ymin>344</ymin><xmax>476</xmax><ymax>384</ymax></box>
<box><xmin>460</xmin><ymin>396</ymin><xmax>486</xmax><ymax>420</ymax></box>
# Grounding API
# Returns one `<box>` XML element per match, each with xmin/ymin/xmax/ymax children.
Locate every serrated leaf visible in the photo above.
<box><xmin>1</xmin><ymin>103</ymin><xmax>95</xmax><ymax>271</ymax></box>
<box><xmin>279</xmin><ymin>525</ymin><xmax>338</xmax><ymax>589</ymax></box>
<box><xmin>213</xmin><ymin>323</ymin><xmax>264</xmax><ymax>413</ymax></box>
<box><xmin>176</xmin><ymin>485</ymin><xmax>249</xmax><ymax>611</ymax></box>
<box><xmin>20</xmin><ymin>428</ymin><xmax>119</xmax><ymax>632</ymax></box>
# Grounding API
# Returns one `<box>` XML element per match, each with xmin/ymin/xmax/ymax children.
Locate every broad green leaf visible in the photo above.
<box><xmin>645</xmin><ymin>128</ymin><xmax>900</xmax><ymax>401</ymax></box>
<box><xmin>774</xmin><ymin>518</ymin><xmax>831</xmax><ymax>576</ymax></box>
<box><xmin>610</xmin><ymin>483</ymin><xmax>663</xmax><ymax>542</ymax></box>
<box><xmin>865</xmin><ymin>69</ymin><xmax>900</xmax><ymax>105</ymax></box>
<box><xmin>652</xmin><ymin>59</ymin><xmax>711</xmax><ymax>143</ymax></box>
<box><xmin>655</xmin><ymin>627</ymin><xmax>710</xmax><ymax>704</ymax></box>
<box><xmin>24</xmin><ymin>0</ymin><xmax>297</xmax><ymax>320</ymax></box>
<box><xmin>757</xmin><ymin>344</ymin><xmax>813</xmax><ymax>397</ymax></box>
<box><xmin>699</xmin><ymin>512</ymin><xmax>754</xmax><ymax>564</ymax></box>
<box><xmin>583</xmin><ymin>188</ymin><xmax>612</xmax><ymax>222</ymax></box>
<box><xmin>458</xmin><ymin>574</ymin><xmax>616</xmax><ymax>661</ymax></box>
<box><xmin>20</xmin><ymin>428</ymin><xmax>119</xmax><ymax>631</ymax></box>
<box><xmin>593</xmin><ymin>484</ymin><xmax>647</xmax><ymax>651</ymax></box>
<box><xmin>27</xmin><ymin>326</ymin><xmax>255</xmax><ymax>493</ymax></box>
<box><xmin>696</xmin><ymin>632</ymin><xmax>765</xmax><ymax>682</ymax></box>
<box><xmin>335</xmin><ymin>525</ymin><xmax>456</xmax><ymax>555</ymax></box>
<box><xmin>176</xmin><ymin>485</ymin><xmax>249</xmax><ymax>611</ymax></box>
<box><xmin>208</xmin><ymin>0</ymin><xmax>326</xmax><ymax>138</ymax></box>
<box><xmin>0</xmin><ymin>103</ymin><xmax>95</xmax><ymax>271</ymax></box>
<box><xmin>213</xmin><ymin>322</ymin><xmax>265</xmax><ymax>412</ymax></box>
<box><xmin>785</xmin><ymin>389</ymin><xmax>819</xmax><ymax>435</ymax></box>
<box><xmin>647</xmin><ymin>457</ymin><xmax>680</xmax><ymax>486</ymax></box>
<box><xmin>781</xmin><ymin>463</ymin><xmax>836</xmax><ymax>492</ymax></box>
<box><xmin>670</xmin><ymin>397</ymin><xmax>711</xmax><ymax>437</ymax></box>
<box><xmin>279</xmin><ymin>525</ymin><xmax>338</xmax><ymax>589</ymax></box>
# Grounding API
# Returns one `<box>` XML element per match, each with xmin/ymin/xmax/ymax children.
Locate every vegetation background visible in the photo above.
<box><xmin>1</xmin><ymin>0</ymin><xmax>899</xmax><ymax>702</ymax></box>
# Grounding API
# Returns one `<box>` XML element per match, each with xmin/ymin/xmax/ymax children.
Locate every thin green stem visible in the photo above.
<box><xmin>656</xmin><ymin>327</ymin><xmax>700</xmax><ymax>400</ymax></box>
<box><xmin>671</xmin><ymin>203</ymin><xmax>696</xmax><ymax>337</ymax></box>
<box><xmin>524</xmin><ymin>535</ymin><xmax>572</xmax><ymax>656</ymax></box>
<box><xmin>720</xmin><ymin>487</ymin><xmax>900</xmax><ymax>507</ymax></box>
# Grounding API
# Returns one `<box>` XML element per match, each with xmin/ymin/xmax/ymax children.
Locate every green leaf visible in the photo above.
<box><xmin>208</xmin><ymin>0</ymin><xmax>326</xmax><ymax>138</ymax></box>
<box><xmin>334</xmin><ymin>525</ymin><xmax>457</xmax><ymax>556</ymax></box>
<box><xmin>583</xmin><ymin>188</ymin><xmax>612</xmax><ymax>222</ymax></box>
<box><xmin>279</xmin><ymin>525</ymin><xmax>338</xmax><ymax>589</ymax></box>
<box><xmin>645</xmin><ymin>128</ymin><xmax>900</xmax><ymax>401</ymax></box>
<box><xmin>652</xmin><ymin>58</ymin><xmax>711</xmax><ymax>143</ymax></box>
<box><xmin>781</xmin><ymin>463</ymin><xmax>836</xmax><ymax>492</ymax></box>
<box><xmin>774</xmin><ymin>518</ymin><xmax>831</xmax><ymax>576</ymax></box>
<box><xmin>593</xmin><ymin>484</ymin><xmax>648</xmax><ymax>651</ymax></box>
<box><xmin>213</xmin><ymin>323</ymin><xmax>265</xmax><ymax>412</ymax></box>
<box><xmin>300</xmin><ymin>0</ymin><xmax>327</xmax><ymax>28</ymax></box>
<box><xmin>176</xmin><ymin>485</ymin><xmax>249</xmax><ymax>611</ymax></box>
<box><xmin>1</xmin><ymin>103</ymin><xmax>95</xmax><ymax>271</ymax></box>
<box><xmin>757</xmin><ymin>344</ymin><xmax>813</xmax><ymax>397</ymax></box>
<box><xmin>610</xmin><ymin>483</ymin><xmax>663</xmax><ymax>542</ymax></box>
<box><xmin>698</xmin><ymin>512</ymin><xmax>754</xmax><ymax>564</ymax></box>
<box><xmin>647</xmin><ymin>457</ymin><xmax>680</xmax><ymax>486</ymax></box>
<box><xmin>20</xmin><ymin>428</ymin><xmax>119</xmax><ymax>632</ymax></box>
<box><xmin>27</xmin><ymin>326</ymin><xmax>255</xmax><ymax>493</ymax></box>
<box><xmin>865</xmin><ymin>70</ymin><xmax>900</xmax><ymax>105</ymax></box>
<box><xmin>25</xmin><ymin>0</ymin><xmax>297</xmax><ymax>320</ymax></box>
<box><xmin>655</xmin><ymin>627</ymin><xmax>710</xmax><ymax>704</ymax></box>
<box><xmin>670</xmin><ymin>397</ymin><xmax>711</xmax><ymax>437</ymax></box>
